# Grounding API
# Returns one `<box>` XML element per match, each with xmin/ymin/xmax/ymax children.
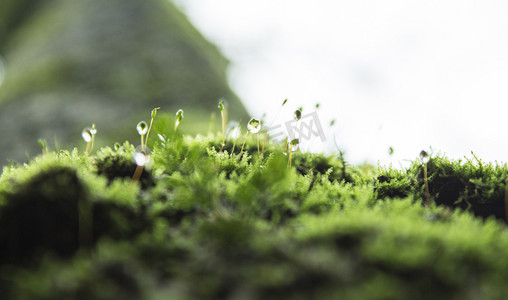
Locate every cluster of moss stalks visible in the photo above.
<box><xmin>2</xmin><ymin>124</ymin><xmax>508</xmax><ymax>299</ymax></box>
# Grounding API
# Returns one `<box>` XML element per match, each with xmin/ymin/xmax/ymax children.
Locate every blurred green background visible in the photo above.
<box><xmin>0</xmin><ymin>0</ymin><xmax>249</xmax><ymax>165</ymax></box>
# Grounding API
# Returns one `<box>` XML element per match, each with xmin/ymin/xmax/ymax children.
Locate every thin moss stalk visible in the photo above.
<box><xmin>231</xmin><ymin>119</ymin><xmax>242</xmax><ymax>154</ymax></box>
<box><xmin>218</xmin><ymin>99</ymin><xmax>227</xmax><ymax>151</ymax></box>
<box><xmin>145</xmin><ymin>107</ymin><xmax>160</xmax><ymax>149</ymax></box>
<box><xmin>288</xmin><ymin>138</ymin><xmax>299</xmax><ymax>168</ymax></box>
<box><xmin>237</xmin><ymin>131</ymin><xmax>249</xmax><ymax>162</ymax></box>
<box><xmin>420</xmin><ymin>150</ymin><xmax>431</xmax><ymax>206</ymax></box>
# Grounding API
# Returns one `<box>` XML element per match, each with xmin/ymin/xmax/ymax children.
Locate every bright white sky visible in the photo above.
<box><xmin>175</xmin><ymin>0</ymin><xmax>508</xmax><ymax>167</ymax></box>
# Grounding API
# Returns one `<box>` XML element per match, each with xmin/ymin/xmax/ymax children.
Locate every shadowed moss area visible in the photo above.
<box><xmin>2</xmin><ymin>127</ymin><xmax>508</xmax><ymax>299</ymax></box>
<box><xmin>0</xmin><ymin>0</ymin><xmax>248</xmax><ymax>165</ymax></box>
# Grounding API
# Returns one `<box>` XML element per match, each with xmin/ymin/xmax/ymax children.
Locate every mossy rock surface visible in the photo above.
<box><xmin>0</xmin><ymin>0</ymin><xmax>248</xmax><ymax>165</ymax></box>
<box><xmin>1</xmin><ymin>130</ymin><xmax>508</xmax><ymax>299</ymax></box>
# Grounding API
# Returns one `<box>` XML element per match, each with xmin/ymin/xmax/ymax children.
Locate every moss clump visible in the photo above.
<box><xmin>2</xmin><ymin>133</ymin><xmax>508</xmax><ymax>299</ymax></box>
<box><xmin>93</xmin><ymin>142</ymin><xmax>155</xmax><ymax>189</ymax></box>
<box><xmin>375</xmin><ymin>154</ymin><xmax>508</xmax><ymax>220</ymax></box>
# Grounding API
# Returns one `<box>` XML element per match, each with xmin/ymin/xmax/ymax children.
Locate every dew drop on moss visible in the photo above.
<box><xmin>175</xmin><ymin>109</ymin><xmax>184</xmax><ymax>128</ymax></box>
<box><xmin>420</xmin><ymin>150</ymin><xmax>430</xmax><ymax>164</ymax></box>
<box><xmin>134</xmin><ymin>146</ymin><xmax>150</xmax><ymax>167</ymax></box>
<box><xmin>247</xmin><ymin>118</ymin><xmax>261</xmax><ymax>134</ymax></box>
<box><xmin>81</xmin><ymin>128</ymin><xmax>92</xmax><ymax>142</ymax></box>
<box><xmin>137</xmin><ymin>121</ymin><xmax>148</xmax><ymax>135</ymax></box>
<box><xmin>290</xmin><ymin>138</ymin><xmax>300</xmax><ymax>152</ymax></box>
<box><xmin>134</xmin><ymin>152</ymin><xmax>146</xmax><ymax>167</ymax></box>
<box><xmin>114</xmin><ymin>143</ymin><xmax>120</xmax><ymax>151</ymax></box>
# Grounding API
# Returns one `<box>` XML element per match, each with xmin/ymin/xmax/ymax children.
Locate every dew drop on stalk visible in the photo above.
<box><xmin>247</xmin><ymin>118</ymin><xmax>261</xmax><ymax>134</ymax></box>
<box><xmin>90</xmin><ymin>127</ymin><xmax>97</xmax><ymax>135</ymax></box>
<box><xmin>175</xmin><ymin>109</ymin><xmax>184</xmax><ymax>129</ymax></box>
<box><xmin>133</xmin><ymin>146</ymin><xmax>150</xmax><ymax>167</ymax></box>
<box><xmin>290</xmin><ymin>138</ymin><xmax>300</xmax><ymax>152</ymax></box>
<box><xmin>294</xmin><ymin>110</ymin><xmax>302</xmax><ymax>121</ymax></box>
<box><xmin>137</xmin><ymin>121</ymin><xmax>148</xmax><ymax>135</ymax></box>
<box><xmin>420</xmin><ymin>150</ymin><xmax>430</xmax><ymax>164</ymax></box>
<box><xmin>158</xmin><ymin>134</ymin><xmax>166</xmax><ymax>142</ymax></box>
<box><xmin>114</xmin><ymin>143</ymin><xmax>120</xmax><ymax>151</ymax></box>
<box><xmin>82</xmin><ymin>128</ymin><xmax>92</xmax><ymax>142</ymax></box>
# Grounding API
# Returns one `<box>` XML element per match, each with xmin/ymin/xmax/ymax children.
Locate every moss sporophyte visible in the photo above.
<box><xmin>420</xmin><ymin>150</ymin><xmax>431</xmax><ymax>206</ymax></box>
<box><xmin>238</xmin><ymin>117</ymin><xmax>262</xmax><ymax>161</ymax></box>
<box><xmin>132</xmin><ymin>107</ymin><xmax>160</xmax><ymax>183</ymax></box>
<box><xmin>218</xmin><ymin>99</ymin><xmax>227</xmax><ymax>152</ymax></box>
<box><xmin>247</xmin><ymin>117</ymin><xmax>261</xmax><ymax>155</ymax></box>
<box><xmin>136</xmin><ymin>121</ymin><xmax>148</xmax><ymax>149</ymax></box>
<box><xmin>174</xmin><ymin>109</ymin><xmax>184</xmax><ymax>131</ymax></box>
<box><xmin>82</xmin><ymin>124</ymin><xmax>97</xmax><ymax>155</ymax></box>
<box><xmin>288</xmin><ymin>138</ymin><xmax>299</xmax><ymax>168</ymax></box>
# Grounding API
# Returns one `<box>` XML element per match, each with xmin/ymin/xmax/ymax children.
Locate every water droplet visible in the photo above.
<box><xmin>157</xmin><ymin>134</ymin><xmax>166</xmax><ymax>142</ymax></box>
<box><xmin>315</xmin><ymin>103</ymin><xmax>320</xmax><ymax>109</ymax></box>
<box><xmin>134</xmin><ymin>152</ymin><xmax>146</xmax><ymax>166</ymax></box>
<box><xmin>82</xmin><ymin>128</ymin><xmax>92</xmax><ymax>142</ymax></box>
<box><xmin>420</xmin><ymin>150</ymin><xmax>430</xmax><ymax>164</ymax></box>
<box><xmin>330</xmin><ymin>119</ymin><xmax>336</xmax><ymax>127</ymax></box>
<box><xmin>134</xmin><ymin>146</ymin><xmax>150</xmax><ymax>166</ymax></box>
<box><xmin>90</xmin><ymin>125</ymin><xmax>97</xmax><ymax>135</ymax></box>
<box><xmin>290</xmin><ymin>138</ymin><xmax>299</xmax><ymax>152</ymax></box>
<box><xmin>137</xmin><ymin>121</ymin><xmax>148</xmax><ymax>135</ymax></box>
<box><xmin>151</xmin><ymin>107</ymin><xmax>160</xmax><ymax>119</ymax></box>
<box><xmin>175</xmin><ymin>109</ymin><xmax>184</xmax><ymax>129</ymax></box>
<box><xmin>293</xmin><ymin>110</ymin><xmax>302</xmax><ymax>121</ymax></box>
<box><xmin>282</xmin><ymin>99</ymin><xmax>288</xmax><ymax>106</ymax></box>
<box><xmin>247</xmin><ymin>118</ymin><xmax>261</xmax><ymax>134</ymax></box>
<box><xmin>114</xmin><ymin>143</ymin><xmax>120</xmax><ymax>151</ymax></box>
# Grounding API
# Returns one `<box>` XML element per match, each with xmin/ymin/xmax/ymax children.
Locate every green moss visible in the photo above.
<box><xmin>375</xmin><ymin>154</ymin><xmax>508</xmax><ymax>221</ymax></box>
<box><xmin>2</xmin><ymin>132</ymin><xmax>508</xmax><ymax>299</ymax></box>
